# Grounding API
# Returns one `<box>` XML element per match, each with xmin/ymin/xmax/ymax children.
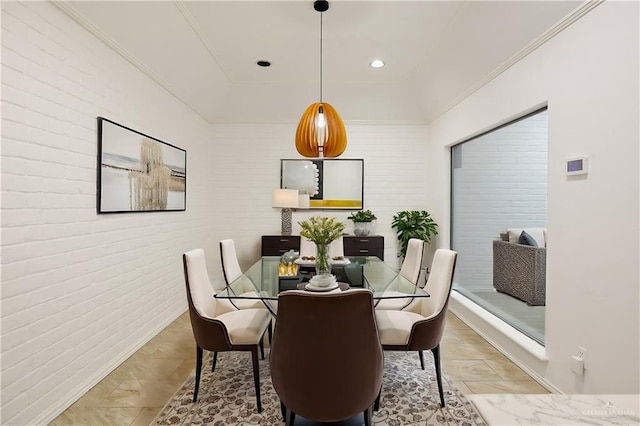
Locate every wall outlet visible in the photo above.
<box><xmin>577</xmin><ymin>346</ymin><xmax>587</xmax><ymax>363</ymax></box>
<box><xmin>571</xmin><ymin>346</ymin><xmax>587</xmax><ymax>375</ymax></box>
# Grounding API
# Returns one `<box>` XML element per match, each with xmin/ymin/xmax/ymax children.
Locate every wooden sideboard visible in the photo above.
<box><xmin>261</xmin><ymin>235</ymin><xmax>384</xmax><ymax>260</ymax></box>
<box><xmin>343</xmin><ymin>235</ymin><xmax>384</xmax><ymax>260</ymax></box>
<box><xmin>261</xmin><ymin>236</ymin><xmax>301</xmax><ymax>256</ymax></box>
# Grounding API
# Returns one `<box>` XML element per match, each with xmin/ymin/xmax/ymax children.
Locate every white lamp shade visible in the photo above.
<box><xmin>298</xmin><ymin>194</ymin><xmax>310</xmax><ymax>209</ymax></box>
<box><xmin>272</xmin><ymin>189</ymin><xmax>299</xmax><ymax>208</ymax></box>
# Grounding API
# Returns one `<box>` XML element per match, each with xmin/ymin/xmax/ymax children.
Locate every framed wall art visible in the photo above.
<box><xmin>97</xmin><ymin>117</ymin><xmax>186</xmax><ymax>213</ymax></box>
<box><xmin>280</xmin><ymin>158</ymin><xmax>363</xmax><ymax>210</ymax></box>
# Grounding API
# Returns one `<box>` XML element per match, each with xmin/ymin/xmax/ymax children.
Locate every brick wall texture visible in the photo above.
<box><xmin>1</xmin><ymin>2</ymin><xmax>429</xmax><ymax>424</ymax></box>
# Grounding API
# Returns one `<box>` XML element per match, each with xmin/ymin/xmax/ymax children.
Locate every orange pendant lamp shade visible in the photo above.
<box><xmin>295</xmin><ymin>102</ymin><xmax>347</xmax><ymax>158</ymax></box>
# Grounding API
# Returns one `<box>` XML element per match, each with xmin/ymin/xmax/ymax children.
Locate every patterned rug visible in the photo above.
<box><xmin>155</xmin><ymin>351</ymin><xmax>485</xmax><ymax>425</ymax></box>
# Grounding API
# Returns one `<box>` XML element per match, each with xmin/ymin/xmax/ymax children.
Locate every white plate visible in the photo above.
<box><xmin>305</xmin><ymin>282</ymin><xmax>340</xmax><ymax>292</ymax></box>
<box><xmin>310</xmin><ymin>274</ymin><xmax>336</xmax><ymax>285</ymax></box>
<box><xmin>294</xmin><ymin>258</ymin><xmax>351</xmax><ymax>266</ymax></box>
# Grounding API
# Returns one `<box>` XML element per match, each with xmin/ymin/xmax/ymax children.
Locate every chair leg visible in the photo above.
<box><xmin>250</xmin><ymin>347</ymin><xmax>262</xmax><ymax>413</ymax></box>
<box><xmin>259</xmin><ymin>335</ymin><xmax>265</xmax><ymax>360</ymax></box>
<box><xmin>363</xmin><ymin>406</ymin><xmax>373</xmax><ymax>426</ymax></box>
<box><xmin>374</xmin><ymin>387</ymin><xmax>381</xmax><ymax>412</ymax></box>
<box><xmin>211</xmin><ymin>351</ymin><xmax>218</xmax><ymax>372</ymax></box>
<box><xmin>418</xmin><ymin>350</ymin><xmax>425</xmax><ymax>370</ymax></box>
<box><xmin>432</xmin><ymin>345</ymin><xmax>445</xmax><ymax>407</ymax></box>
<box><xmin>193</xmin><ymin>346</ymin><xmax>203</xmax><ymax>403</ymax></box>
<box><xmin>268</xmin><ymin>319</ymin><xmax>273</xmax><ymax>345</ymax></box>
<box><xmin>280</xmin><ymin>401</ymin><xmax>286</xmax><ymax>422</ymax></box>
<box><xmin>285</xmin><ymin>409</ymin><xmax>296</xmax><ymax>426</ymax></box>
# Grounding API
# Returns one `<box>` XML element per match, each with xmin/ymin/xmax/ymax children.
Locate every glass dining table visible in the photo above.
<box><xmin>215</xmin><ymin>256</ymin><xmax>429</xmax><ymax>316</ymax></box>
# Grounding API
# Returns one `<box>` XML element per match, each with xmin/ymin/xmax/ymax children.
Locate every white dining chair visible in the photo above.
<box><xmin>301</xmin><ymin>236</ymin><xmax>344</xmax><ymax>259</ymax></box>
<box><xmin>330</xmin><ymin>236</ymin><xmax>344</xmax><ymax>258</ymax></box>
<box><xmin>219</xmin><ymin>239</ymin><xmax>267</xmax><ymax>310</ymax></box>
<box><xmin>375</xmin><ymin>238</ymin><xmax>424</xmax><ymax>310</ymax></box>
<box><xmin>375</xmin><ymin>249</ymin><xmax>458</xmax><ymax>407</ymax></box>
<box><xmin>183</xmin><ymin>249</ymin><xmax>272</xmax><ymax>412</ymax></box>
<box><xmin>299</xmin><ymin>237</ymin><xmax>315</xmax><ymax>258</ymax></box>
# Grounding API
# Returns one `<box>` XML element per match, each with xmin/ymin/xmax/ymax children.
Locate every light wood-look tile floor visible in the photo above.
<box><xmin>50</xmin><ymin>311</ymin><xmax>548</xmax><ymax>425</ymax></box>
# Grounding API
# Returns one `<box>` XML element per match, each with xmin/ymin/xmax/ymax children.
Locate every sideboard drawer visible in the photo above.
<box><xmin>261</xmin><ymin>236</ymin><xmax>301</xmax><ymax>256</ymax></box>
<box><xmin>343</xmin><ymin>235</ymin><xmax>384</xmax><ymax>260</ymax></box>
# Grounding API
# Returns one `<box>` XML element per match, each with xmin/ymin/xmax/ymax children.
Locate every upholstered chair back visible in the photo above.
<box><xmin>220</xmin><ymin>239</ymin><xmax>243</xmax><ymax>284</ymax></box>
<box><xmin>184</xmin><ymin>248</ymin><xmax>221</xmax><ymax>319</ymax></box>
<box><xmin>420</xmin><ymin>249</ymin><xmax>457</xmax><ymax>319</ymax></box>
<box><xmin>400</xmin><ymin>238</ymin><xmax>424</xmax><ymax>284</ymax></box>
<box><xmin>330</xmin><ymin>236</ymin><xmax>344</xmax><ymax>258</ymax></box>
<box><xmin>301</xmin><ymin>237</ymin><xmax>344</xmax><ymax>259</ymax></box>
<box><xmin>270</xmin><ymin>289</ymin><xmax>383</xmax><ymax>422</ymax></box>
<box><xmin>299</xmin><ymin>237</ymin><xmax>315</xmax><ymax>258</ymax></box>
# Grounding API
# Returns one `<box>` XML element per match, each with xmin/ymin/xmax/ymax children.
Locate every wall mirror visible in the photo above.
<box><xmin>281</xmin><ymin>159</ymin><xmax>364</xmax><ymax>210</ymax></box>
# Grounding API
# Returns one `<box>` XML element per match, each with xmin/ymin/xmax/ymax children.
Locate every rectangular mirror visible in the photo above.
<box><xmin>281</xmin><ymin>159</ymin><xmax>363</xmax><ymax>210</ymax></box>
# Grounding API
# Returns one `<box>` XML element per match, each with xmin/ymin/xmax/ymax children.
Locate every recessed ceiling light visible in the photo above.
<box><xmin>256</xmin><ymin>60</ymin><xmax>271</xmax><ymax>67</ymax></box>
<box><xmin>370</xmin><ymin>60</ymin><xmax>385</xmax><ymax>68</ymax></box>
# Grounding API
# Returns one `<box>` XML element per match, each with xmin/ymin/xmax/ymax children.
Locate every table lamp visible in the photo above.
<box><xmin>272</xmin><ymin>189</ymin><xmax>299</xmax><ymax>235</ymax></box>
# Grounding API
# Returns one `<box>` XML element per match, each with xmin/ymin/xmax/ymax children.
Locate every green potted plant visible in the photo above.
<box><xmin>391</xmin><ymin>210</ymin><xmax>438</xmax><ymax>257</ymax></box>
<box><xmin>299</xmin><ymin>216</ymin><xmax>345</xmax><ymax>276</ymax></box>
<box><xmin>347</xmin><ymin>209</ymin><xmax>377</xmax><ymax>236</ymax></box>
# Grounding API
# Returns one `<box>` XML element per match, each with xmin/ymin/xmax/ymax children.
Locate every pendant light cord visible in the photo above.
<box><xmin>319</xmin><ymin>11</ymin><xmax>323</xmax><ymax>104</ymax></box>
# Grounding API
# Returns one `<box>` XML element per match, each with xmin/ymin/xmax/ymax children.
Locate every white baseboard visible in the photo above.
<box><xmin>449</xmin><ymin>292</ymin><xmax>561</xmax><ymax>394</ymax></box>
<box><xmin>32</xmin><ymin>308</ymin><xmax>187</xmax><ymax>426</ymax></box>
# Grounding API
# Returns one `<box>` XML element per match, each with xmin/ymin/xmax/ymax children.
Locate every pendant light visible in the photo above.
<box><xmin>295</xmin><ymin>0</ymin><xmax>347</xmax><ymax>158</ymax></box>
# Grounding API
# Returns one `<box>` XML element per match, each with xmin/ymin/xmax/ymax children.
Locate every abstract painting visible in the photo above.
<box><xmin>97</xmin><ymin>117</ymin><xmax>186</xmax><ymax>213</ymax></box>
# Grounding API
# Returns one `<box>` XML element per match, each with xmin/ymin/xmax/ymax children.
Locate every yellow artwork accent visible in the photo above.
<box><xmin>309</xmin><ymin>200</ymin><xmax>362</xmax><ymax>208</ymax></box>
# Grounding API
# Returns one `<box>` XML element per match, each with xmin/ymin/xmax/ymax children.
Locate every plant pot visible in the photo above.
<box><xmin>353</xmin><ymin>222</ymin><xmax>372</xmax><ymax>236</ymax></box>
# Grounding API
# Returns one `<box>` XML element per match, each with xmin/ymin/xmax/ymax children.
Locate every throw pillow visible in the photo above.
<box><xmin>518</xmin><ymin>230</ymin><xmax>538</xmax><ymax>247</ymax></box>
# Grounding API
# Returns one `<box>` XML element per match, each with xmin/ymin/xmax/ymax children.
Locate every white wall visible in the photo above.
<box><xmin>452</xmin><ymin>110</ymin><xmax>548</xmax><ymax>289</ymax></box>
<box><xmin>427</xmin><ymin>2</ymin><xmax>639</xmax><ymax>394</ymax></box>
<box><xmin>0</xmin><ymin>2</ymin><xmax>218</xmax><ymax>424</ymax></box>
<box><xmin>0</xmin><ymin>4</ymin><xmax>430</xmax><ymax>424</ymax></box>
<box><xmin>208</xmin><ymin>124</ymin><xmax>430</xmax><ymax>275</ymax></box>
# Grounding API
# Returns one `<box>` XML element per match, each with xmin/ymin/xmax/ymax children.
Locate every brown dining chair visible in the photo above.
<box><xmin>270</xmin><ymin>289</ymin><xmax>383</xmax><ymax>426</ymax></box>
<box><xmin>219</xmin><ymin>239</ymin><xmax>266</xmax><ymax>309</ymax></box>
<box><xmin>375</xmin><ymin>248</ymin><xmax>457</xmax><ymax>407</ymax></box>
<box><xmin>183</xmin><ymin>248</ymin><xmax>272</xmax><ymax>412</ymax></box>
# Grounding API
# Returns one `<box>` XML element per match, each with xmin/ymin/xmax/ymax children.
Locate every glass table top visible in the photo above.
<box><xmin>215</xmin><ymin>256</ymin><xmax>428</xmax><ymax>314</ymax></box>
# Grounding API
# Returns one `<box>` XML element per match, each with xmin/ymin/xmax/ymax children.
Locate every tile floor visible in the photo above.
<box><xmin>50</xmin><ymin>311</ymin><xmax>548</xmax><ymax>425</ymax></box>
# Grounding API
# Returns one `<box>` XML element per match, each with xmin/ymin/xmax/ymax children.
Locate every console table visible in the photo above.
<box><xmin>261</xmin><ymin>235</ymin><xmax>384</xmax><ymax>260</ymax></box>
<box><xmin>261</xmin><ymin>236</ymin><xmax>301</xmax><ymax>256</ymax></box>
<box><xmin>343</xmin><ymin>235</ymin><xmax>384</xmax><ymax>260</ymax></box>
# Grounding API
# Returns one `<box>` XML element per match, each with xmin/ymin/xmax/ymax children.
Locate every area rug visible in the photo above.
<box><xmin>155</xmin><ymin>351</ymin><xmax>485</xmax><ymax>425</ymax></box>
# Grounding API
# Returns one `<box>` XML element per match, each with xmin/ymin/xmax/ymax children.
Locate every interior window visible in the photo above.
<box><xmin>451</xmin><ymin>108</ymin><xmax>548</xmax><ymax>345</ymax></box>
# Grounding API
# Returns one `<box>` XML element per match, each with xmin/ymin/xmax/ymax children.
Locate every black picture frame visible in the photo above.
<box><xmin>97</xmin><ymin>117</ymin><xmax>186</xmax><ymax>213</ymax></box>
<box><xmin>280</xmin><ymin>158</ymin><xmax>364</xmax><ymax>210</ymax></box>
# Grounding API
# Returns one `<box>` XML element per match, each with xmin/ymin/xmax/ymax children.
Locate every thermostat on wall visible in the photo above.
<box><xmin>566</xmin><ymin>156</ymin><xmax>589</xmax><ymax>176</ymax></box>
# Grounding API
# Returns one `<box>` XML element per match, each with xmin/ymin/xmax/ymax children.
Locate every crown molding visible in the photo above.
<box><xmin>174</xmin><ymin>1</ymin><xmax>231</xmax><ymax>84</ymax></box>
<box><xmin>53</xmin><ymin>0</ymin><xmax>212</xmax><ymax>123</ymax></box>
<box><xmin>53</xmin><ymin>0</ymin><xmax>602</xmax><ymax>127</ymax></box>
<box><xmin>433</xmin><ymin>0</ymin><xmax>603</xmax><ymax>123</ymax></box>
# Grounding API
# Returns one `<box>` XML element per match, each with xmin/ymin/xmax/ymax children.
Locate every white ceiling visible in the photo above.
<box><xmin>59</xmin><ymin>1</ymin><xmax>586</xmax><ymax>125</ymax></box>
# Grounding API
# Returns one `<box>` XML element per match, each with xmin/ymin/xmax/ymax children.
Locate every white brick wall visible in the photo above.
<box><xmin>451</xmin><ymin>110</ymin><xmax>548</xmax><ymax>290</ymax></box>
<box><xmin>209</xmin><ymin>124</ymin><xmax>430</xmax><ymax>272</ymax></box>
<box><xmin>1</xmin><ymin>2</ymin><xmax>215</xmax><ymax>424</ymax></box>
<box><xmin>1</xmin><ymin>3</ymin><xmax>430</xmax><ymax>424</ymax></box>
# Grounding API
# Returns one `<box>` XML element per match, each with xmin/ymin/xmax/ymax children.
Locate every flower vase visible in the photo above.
<box><xmin>315</xmin><ymin>243</ymin><xmax>332</xmax><ymax>277</ymax></box>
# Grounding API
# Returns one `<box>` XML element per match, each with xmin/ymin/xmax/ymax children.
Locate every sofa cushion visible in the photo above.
<box><xmin>518</xmin><ymin>230</ymin><xmax>538</xmax><ymax>247</ymax></box>
<box><xmin>508</xmin><ymin>228</ymin><xmax>546</xmax><ymax>247</ymax></box>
